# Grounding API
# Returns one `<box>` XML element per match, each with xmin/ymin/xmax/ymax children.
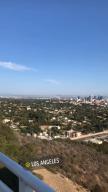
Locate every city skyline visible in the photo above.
<box><xmin>0</xmin><ymin>1</ymin><xmax>108</xmax><ymax>96</ymax></box>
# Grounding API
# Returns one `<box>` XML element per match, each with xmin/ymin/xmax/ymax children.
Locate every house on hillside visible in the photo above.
<box><xmin>3</xmin><ymin>119</ymin><xmax>11</xmax><ymax>124</ymax></box>
<box><xmin>66</xmin><ymin>129</ymin><xmax>82</xmax><ymax>138</ymax></box>
<box><xmin>40</xmin><ymin>125</ymin><xmax>49</xmax><ymax>131</ymax></box>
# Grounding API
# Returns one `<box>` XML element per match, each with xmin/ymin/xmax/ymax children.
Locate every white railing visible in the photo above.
<box><xmin>0</xmin><ymin>152</ymin><xmax>55</xmax><ymax>192</ymax></box>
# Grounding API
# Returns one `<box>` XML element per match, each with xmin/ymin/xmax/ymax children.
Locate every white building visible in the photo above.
<box><xmin>66</xmin><ymin>130</ymin><xmax>82</xmax><ymax>138</ymax></box>
<box><xmin>48</xmin><ymin>125</ymin><xmax>61</xmax><ymax>130</ymax></box>
<box><xmin>28</xmin><ymin>120</ymin><xmax>33</xmax><ymax>123</ymax></box>
<box><xmin>89</xmin><ymin>138</ymin><xmax>103</xmax><ymax>145</ymax></box>
<box><xmin>27</xmin><ymin>106</ymin><xmax>31</xmax><ymax>111</ymax></box>
<box><xmin>3</xmin><ymin>119</ymin><xmax>11</xmax><ymax>124</ymax></box>
<box><xmin>33</xmin><ymin>133</ymin><xmax>37</xmax><ymax>138</ymax></box>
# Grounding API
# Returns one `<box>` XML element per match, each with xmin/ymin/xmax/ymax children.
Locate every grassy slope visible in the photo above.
<box><xmin>19</xmin><ymin>139</ymin><xmax>108</xmax><ymax>192</ymax></box>
<box><xmin>0</xmin><ymin>124</ymin><xmax>108</xmax><ymax>192</ymax></box>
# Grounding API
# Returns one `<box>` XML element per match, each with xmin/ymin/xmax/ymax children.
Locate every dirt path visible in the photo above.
<box><xmin>33</xmin><ymin>168</ymin><xmax>88</xmax><ymax>192</ymax></box>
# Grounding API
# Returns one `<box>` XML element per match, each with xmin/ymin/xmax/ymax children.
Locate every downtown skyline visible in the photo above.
<box><xmin>0</xmin><ymin>0</ymin><xmax>108</xmax><ymax>96</ymax></box>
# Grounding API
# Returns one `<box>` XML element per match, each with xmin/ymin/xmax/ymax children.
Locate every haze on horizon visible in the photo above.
<box><xmin>0</xmin><ymin>0</ymin><xmax>108</xmax><ymax>96</ymax></box>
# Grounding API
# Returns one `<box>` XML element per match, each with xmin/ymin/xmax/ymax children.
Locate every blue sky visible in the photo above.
<box><xmin>0</xmin><ymin>0</ymin><xmax>108</xmax><ymax>96</ymax></box>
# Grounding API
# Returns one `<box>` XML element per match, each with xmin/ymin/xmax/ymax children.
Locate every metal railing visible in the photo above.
<box><xmin>0</xmin><ymin>152</ymin><xmax>55</xmax><ymax>192</ymax></box>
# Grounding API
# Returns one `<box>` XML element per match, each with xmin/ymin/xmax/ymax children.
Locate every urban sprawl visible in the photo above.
<box><xmin>0</xmin><ymin>95</ymin><xmax>108</xmax><ymax>145</ymax></box>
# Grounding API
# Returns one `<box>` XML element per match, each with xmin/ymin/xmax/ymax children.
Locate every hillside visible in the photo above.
<box><xmin>0</xmin><ymin>124</ymin><xmax>108</xmax><ymax>192</ymax></box>
<box><xmin>19</xmin><ymin>138</ymin><xmax>108</xmax><ymax>192</ymax></box>
<box><xmin>34</xmin><ymin>168</ymin><xmax>88</xmax><ymax>192</ymax></box>
<box><xmin>0</xmin><ymin>123</ymin><xmax>20</xmax><ymax>159</ymax></box>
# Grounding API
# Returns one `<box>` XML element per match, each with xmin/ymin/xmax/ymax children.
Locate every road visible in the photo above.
<box><xmin>70</xmin><ymin>130</ymin><xmax>108</xmax><ymax>141</ymax></box>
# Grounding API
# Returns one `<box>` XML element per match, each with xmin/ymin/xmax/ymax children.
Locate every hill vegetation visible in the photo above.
<box><xmin>18</xmin><ymin>138</ymin><xmax>108</xmax><ymax>192</ymax></box>
<box><xmin>0</xmin><ymin>123</ymin><xmax>108</xmax><ymax>192</ymax></box>
<box><xmin>0</xmin><ymin>123</ymin><xmax>20</xmax><ymax>159</ymax></box>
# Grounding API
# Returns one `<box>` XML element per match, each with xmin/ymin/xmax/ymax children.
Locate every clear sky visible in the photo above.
<box><xmin>0</xmin><ymin>0</ymin><xmax>108</xmax><ymax>96</ymax></box>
